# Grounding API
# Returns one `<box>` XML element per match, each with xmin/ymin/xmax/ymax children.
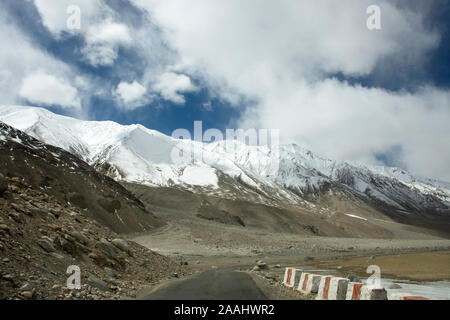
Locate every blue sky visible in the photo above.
<box><xmin>0</xmin><ymin>0</ymin><xmax>449</xmax><ymax>180</ymax></box>
<box><xmin>1</xmin><ymin>0</ymin><xmax>246</xmax><ymax>135</ymax></box>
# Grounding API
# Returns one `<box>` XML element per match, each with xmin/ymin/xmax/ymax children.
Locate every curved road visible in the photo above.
<box><xmin>144</xmin><ymin>269</ymin><xmax>268</xmax><ymax>300</ymax></box>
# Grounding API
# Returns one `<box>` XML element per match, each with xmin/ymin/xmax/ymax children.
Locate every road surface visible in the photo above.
<box><xmin>144</xmin><ymin>269</ymin><xmax>268</xmax><ymax>300</ymax></box>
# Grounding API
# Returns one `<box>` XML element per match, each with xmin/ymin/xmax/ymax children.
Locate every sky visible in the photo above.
<box><xmin>0</xmin><ymin>0</ymin><xmax>449</xmax><ymax>181</ymax></box>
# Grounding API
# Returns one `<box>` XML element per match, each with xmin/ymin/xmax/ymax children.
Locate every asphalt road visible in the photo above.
<box><xmin>144</xmin><ymin>269</ymin><xmax>268</xmax><ymax>300</ymax></box>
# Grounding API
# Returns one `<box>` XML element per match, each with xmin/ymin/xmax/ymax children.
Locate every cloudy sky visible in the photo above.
<box><xmin>0</xmin><ymin>0</ymin><xmax>449</xmax><ymax>180</ymax></box>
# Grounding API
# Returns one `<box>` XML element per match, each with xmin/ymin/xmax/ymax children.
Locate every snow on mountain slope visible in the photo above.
<box><xmin>1</xmin><ymin>105</ymin><xmax>449</xmax><ymax>215</ymax></box>
<box><xmin>0</xmin><ymin>105</ymin><xmax>256</xmax><ymax>190</ymax></box>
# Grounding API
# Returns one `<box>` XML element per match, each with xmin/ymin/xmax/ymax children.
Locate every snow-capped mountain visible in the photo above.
<box><xmin>1</xmin><ymin>105</ymin><xmax>449</xmax><ymax>219</ymax></box>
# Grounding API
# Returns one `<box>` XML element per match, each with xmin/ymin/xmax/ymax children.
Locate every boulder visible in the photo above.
<box><xmin>252</xmin><ymin>265</ymin><xmax>261</xmax><ymax>271</ymax></box>
<box><xmin>70</xmin><ymin>231</ymin><xmax>89</xmax><ymax>245</ymax></box>
<box><xmin>104</xmin><ymin>267</ymin><xmax>116</xmax><ymax>279</ymax></box>
<box><xmin>98</xmin><ymin>239</ymin><xmax>120</xmax><ymax>259</ymax></box>
<box><xmin>0</xmin><ymin>174</ymin><xmax>7</xmax><ymax>195</ymax></box>
<box><xmin>38</xmin><ymin>239</ymin><xmax>56</xmax><ymax>253</ymax></box>
<box><xmin>0</xmin><ymin>224</ymin><xmax>12</xmax><ymax>236</ymax></box>
<box><xmin>21</xmin><ymin>291</ymin><xmax>34</xmax><ymax>299</ymax></box>
<box><xmin>87</xmin><ymin>275</ymin><xmax>110</xmax><ymax>292</ymax></box>
<box><xmin>2</xmin><ymin>191</ymin><xmax>14</xmax><ymax>202</ymax></box>
<box><xmin>256</xmin><ymin>261</ymin><xmax>269</xmax><ymax>270</ymax></box>
<box><xmin>19</xmin><ymin>283</ymin><xmax>35</xmax><ymax>292</ymax></box>
<box><xmin>111</xmin><ymin>239</ymin><xmax>129</xmax><ymax>253</ymax></box>
<box><xmin>88</xmin><ymin>251</ymin><xmax>113</xmax><ymax>267</ymax></box>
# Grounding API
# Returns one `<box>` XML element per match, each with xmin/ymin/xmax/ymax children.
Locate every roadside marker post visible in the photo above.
<box><xmin>360</xmin><ymin>285</ymin><xmax>388</xmax><ymax>300</ymax></box>
<box><xmin>346</xmin><ymin>282</ymin><xmax>366</xmax><ymax>300</ymax></box>
<box><xmin>298</xmin><ymin>273</ymin><xmax>321</xmax><ymax>295</ymax></box>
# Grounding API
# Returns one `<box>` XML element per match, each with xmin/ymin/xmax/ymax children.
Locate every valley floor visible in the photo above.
<box><xmin>131</xmin><ymin>205</ymin><xmax>450</xmax><ymax>299</ymax></box>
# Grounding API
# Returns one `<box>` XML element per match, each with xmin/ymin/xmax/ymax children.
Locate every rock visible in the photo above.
<box><xmin>256</xmin><ymin>261</ymin><xmax>269</xmax><ymax>270</ymax></box>
<box><xmin>29</xmin><ymin>208</ymin><xmax>47</xmax><ymax>218</ymax></box>
<box><xmin>173</xmin><ymin>273</ymin><xmax>179</xmax><ymax>278</ymax></box>
<box><xmin>304</xmin><ymin>256</ymin><xmax>314</xmax><ymax>262</ymax></box>
<box><xmin>38</xmin><ymin>239</ymin><xmax>56</xmax><ymax>253</ymax></box>
<box><xmin>2</xmin><ymin>191</ymin><xmax>14</xmax><ymax>202</ymax></box>
<box><xmin>21</xmin><ymin>291</ymin><xmax>34</xmax><ymax>299</ymax></box>
<box><xmin>2</xmin><ymin>274</ymin><xmax>15</xmax><ymax>282</ymax></box>
<box><xmin>9</xmin><ymin>211</ymin><xmax>25</xmax><ymax>224</ymax></box>
<box><xmin>104</xmin><ymin>267</ymin><xmax>116</xmax><ymax>278</ymax></box>
<box><xmin>388</xmin><ymin>283</ymin><xmax>402</xmax><ymax>289</ymax></box>
<box><xmin>370</xmin><ymin>255</ymin><xmax>376</xmax><ymax>260</ymax></box>
<box><xmin>50</xmin><ymin>252</ymin><xmax>65</xmax><ymax>260</ymax></box>
<box><xmin>88</xmin><ymin>252</ymin><xmax>110</xmax><ymax>267</ymax></box>
<box><xmin>19</xmin><ymin>283</ymin><xmax>35</xmax><ymax>292</ymax></box>
<box><xmin>111</xmin><ymin>239</ymin><xmax>129</xmax><ymax>253</ymax></box>
<box><xmin>0</xmin><ymin>175</ymin><xmax>7</xmax><ymax>195</ymax></box>
<box><xmin>70</xmin><ymin>231</ymin><xmax>89</xmax><ymax>245</ymax></box>
<box><xmin>0</xmin><ymin>224</ymin><xmax>12</xmax><ymax>235</ymax></box>
<box><xmin>98</xmin><ymin>239</ymin><xmax>120</xmax><ymax>259</ymax></box>
<box><xmin>87</xmin><ymin>275</ymin><xmax>111</xmax><ymax>292</ymax></box>
<box><xmin>274</xmin><ymin>264</ymin><xmax>281</xmax><ymax>268</ymax></box>
<box><xmin>252</xmin><ymin>265</ymin><xmax>261</xmax><ymax>271</ymax></box>
<box><xmin>347</xmin><ymin>274</ymin><xmax>361</xmax><ymax>283</ymax></box>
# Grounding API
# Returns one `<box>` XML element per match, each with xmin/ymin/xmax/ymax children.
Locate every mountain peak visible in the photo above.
<box><xmin>1</xmin><ymin>105</ymin><xmax>449</xmax><ymax>216</ymax></box>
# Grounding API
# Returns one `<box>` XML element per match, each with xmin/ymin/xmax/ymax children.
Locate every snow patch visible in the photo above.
<box><xmin>345</xmin><ymin>214</ymin><xmax>368</xmax><ymax>221</ymax></box>
<box><xmin>180</xmin><ymin>166</ymin><xmax>218</xmax><ymax>187</ymax></box>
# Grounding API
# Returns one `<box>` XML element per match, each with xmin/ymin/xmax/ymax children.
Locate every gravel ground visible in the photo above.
<box><xmin>133</xmin><ymin>210</ymin><xmax>450</xmax><ymax>272</ymax></box>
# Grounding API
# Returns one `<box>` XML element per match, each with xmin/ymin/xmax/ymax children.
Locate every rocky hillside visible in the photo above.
<box><xmin>0</xmin><ymin>121</ymin><xmax>164</xmax><ymax>234</ymax></box>
<box><xmin>0</xmin><ymin>174</ymin><xmax>186</xmax><ymax>300</ymax></box>
<box><xmin>0</xmin><ymin>121</ymin><xmax>187</xmax><ymax>299</ymax></box>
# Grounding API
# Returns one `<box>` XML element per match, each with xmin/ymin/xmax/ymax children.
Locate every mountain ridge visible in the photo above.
<box><xmin>1</xmin><ymin>105</ymin><xmax>449</xmax><ymax>230</ymax></box>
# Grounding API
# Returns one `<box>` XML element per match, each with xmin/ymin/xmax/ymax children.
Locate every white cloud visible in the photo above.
<box><xmin>0</xmin><ymin>9</ymin><xmax>81</xmax><ymax>110</ymax></box>
<box><xmin>136</xmin><ymin>0</ymin><xmax>439</xmax><ymax>79</ymax></box>
<box><xmin>3</xmin><ymin>0</ymin><xmax>448</xmax><ymax>180</ymax></box>
<box><xmin>115</xmin><ymin>80</ymin><xmax>148</xmax><ymax>108</ymax></box>
<box><xmin>134</xmin><ymin>0</ymin><xmax>449</xmax><ymax>180</ymax></box>
<box><xmin>82</xmin><ymin>21</ymin><xmax>133</xmax><ymax>66</ymax></box>
<box><xmin>152</xmin><ymin>72</ymin><xmax>196</xmax><ymax>104</ymax></box>
<box><xmin>87</xmin><ymin>22</ymin><xmax>132</xmax><ymax>44</ymax></box>
<box><xmin>19</xmin><ymin>71</ymin><xmax>81</xmax><ymax>110</ymax></box>
<box><xmin>32</xmin><ymin>0</ymin><xmax>132</xmax><ymax>67</ymax></box>
<box><xmin>239</xmin><ymin>80</ymin><xmax>450</xmax><ymax>180</ymax></box>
